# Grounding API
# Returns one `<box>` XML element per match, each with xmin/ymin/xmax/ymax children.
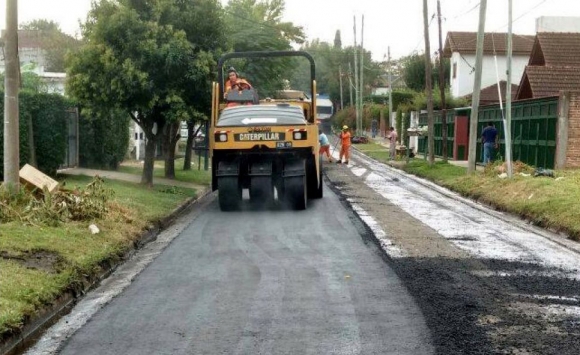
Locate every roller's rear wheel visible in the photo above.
<box><xmin>284</xmin><ymin>175</ymin><xmax>307</xmax><ymax>210</ymax></box>
<box><xmin>218</xmin><ymin>177</ymin><xmax>242</xmax><ymax>211</ymax></box>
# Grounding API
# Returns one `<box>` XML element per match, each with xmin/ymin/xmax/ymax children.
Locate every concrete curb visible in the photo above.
<box><xmin>351</xmin><ymin>147</ymin><xmax>580</xmax><ymax>256</ymax></box>
<box><xmin>0</xmin><ymin>186</ymin><xmax>213</xmax><ymax>355</ymax></box>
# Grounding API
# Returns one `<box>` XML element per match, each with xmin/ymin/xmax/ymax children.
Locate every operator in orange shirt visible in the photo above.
<box><xmin>337</xmin><ymin>125</ymin><xmax>351</xmax><ymax>164</ymax></box>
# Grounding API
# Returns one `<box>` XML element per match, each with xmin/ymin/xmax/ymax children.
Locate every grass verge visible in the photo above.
<box><xmin>0</xmin><ymin>175</ymin><xmax>198</xmax><ymax>340</ymax></box>
<box><xmin>354</xmin><ymin>143</ymin><xmax>580</xmax><ymax>241</ymax></box>
<box><xmin>117</xmin><ymin>157</ymin><xmax>211</xmax><ymax>185</ymax></box>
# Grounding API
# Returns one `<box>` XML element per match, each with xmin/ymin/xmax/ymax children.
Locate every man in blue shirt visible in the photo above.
<box><xmin>319</xmin><ymin>131</ymin><xmax>333</xmax><ymax>162</ymax></box>
<box><xmin>481</xmin><ymin>122</ymin><xmax>499</xmax><ymax>164</ymax></box>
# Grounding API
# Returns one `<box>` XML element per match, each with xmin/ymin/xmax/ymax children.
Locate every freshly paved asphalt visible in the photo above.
<box><xmin>57</xmin><ymin>184</ymin><xmax>433</xmax><ymax>355</ymax></box>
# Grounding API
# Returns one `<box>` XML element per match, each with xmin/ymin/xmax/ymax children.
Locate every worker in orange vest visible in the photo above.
<box><xmin>337</xmin><ymin>125</ymin><xmax>351</xmax><ymax>164</ymax></box>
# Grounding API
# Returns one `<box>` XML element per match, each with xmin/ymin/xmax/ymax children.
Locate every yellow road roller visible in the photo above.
<box><xmin>209</xmin><ymin>51</ymin><xmax>322</xmax><ymax>211</ymax></box>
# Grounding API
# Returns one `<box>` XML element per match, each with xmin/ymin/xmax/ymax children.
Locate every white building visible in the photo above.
<box><xmin>536</xmin><ymin>16</ymin><xmax>580</xmax><ymax>33</ymax></box>
<box><xmin>0</xmin><ymin>30</ymin><xmax>67</xmax><ymax>96</ymax></box>
<box><xmin>443</xmin><ymin>32</ymin><xmax>534</xmax><ymax>99</ymax></box>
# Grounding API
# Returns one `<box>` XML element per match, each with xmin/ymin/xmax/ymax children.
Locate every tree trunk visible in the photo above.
<box><xmin>183</xmin><ymin>120</ymin><xmax>194</xmax><ymax>171</ymax></box>
<box><xmin>164</xmin><ymin>121</ymin><xmax>181</xmax><ymax>179</ymax></box>
<box><xmin>28</xmin><ymin>114</ymin><xmax>37</xmax><ymax>167</ymax></box>
<box><xmin>142</xmin><ymin>133</ymin><xmax>156</xmax><ymax>186</ymax></box>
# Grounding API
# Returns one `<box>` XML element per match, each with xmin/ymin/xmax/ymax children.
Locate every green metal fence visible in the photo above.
<box><xmin>417</xmin><ymin>110</ymin><xmax>455</xmax><ymax>158</ymax></box>
<box><xmin>478</xmin><ymin>97</ymin><xmax>558</xmax><ymax>169</ymax></box>
<box><xmin>416</xmin><ymin>97</ymin><xmax>558</xmax><ymax>168</ymax></box>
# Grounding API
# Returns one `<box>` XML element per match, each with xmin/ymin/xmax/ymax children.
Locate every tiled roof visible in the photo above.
<box><xmin>517</xmin><ymin>66</ymin><xmax>580</xmax><ymax>99</ymax></box>
<box><xmin>534</xmin><ymin>32</ymin><xmax>580</xmax><ymax>66</ymax></box>
<box><xmin>478</xmin><ymin>81</ymin><xmax>518</xmax><ymax>104</ymax></box>
<box><xmin>443</xmin><ymin>32</ymin><xmax>535</xmax><ymax>57</ymax></box>
<box><xmin>17</xmin><ymin>30</ymin><xmax>43</xmax><ymax>48</ymax></box>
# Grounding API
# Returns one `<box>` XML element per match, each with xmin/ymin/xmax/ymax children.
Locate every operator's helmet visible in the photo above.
<box><xmin>342</xmin><ymin>125</ymin><xmax>348</xmax><ymax>130</ymax></box>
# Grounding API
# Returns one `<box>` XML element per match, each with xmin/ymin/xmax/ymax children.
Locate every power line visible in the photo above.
<box><xmin>439</xmin><ymin>0</ymin><xmax>547</xmax><ymax>51</ymax></box>
<box><xmin>449</xmin><ymin>2</ymin><xmax>480</xmax><ymax>21</ymax></box>
<box><xmin>411</xmin><ymin>13</ymin><xmax>437</xmax><ymax>54</ymax></box>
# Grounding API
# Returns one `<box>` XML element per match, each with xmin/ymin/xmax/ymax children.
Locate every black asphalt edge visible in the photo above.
<box><xmin>351</xmin><ymin>147</ymin><xmax>580</xmax><ymax>256</ymax></box>
<box><xmin>0</xmin><ymin>186</ymin><xmax>213</xmax><ymax>355</ymax></box>
<box><xmin>321</xmin><ymin>164</ymin><xmax>498</xmax><ymax>355</ymax></box>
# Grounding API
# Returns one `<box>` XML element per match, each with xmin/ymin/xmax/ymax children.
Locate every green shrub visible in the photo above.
<box><xmin>0</xmin><ymin>91</ymin><xmax>68</xmax><ymax>179</ymax></box>
<box><xmin>78</xmin><ymin>108</ymin><xmax>130</xmax><ymax>170</ymax></box>
<box><xmin>368</xmin><ymin>91</ymin><xmax>415</xmax><ymax>110</ymax></box>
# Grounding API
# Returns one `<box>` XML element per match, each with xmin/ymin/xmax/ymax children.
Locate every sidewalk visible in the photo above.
<box><xmin>371</xmin><ymin>137</ymin><xmax>484</xmax><ymax>172</ymax></box>
<box><xmin>57</xmin><ymin>167</ymin><xmax>207</xmax><ymax>191</ymax></box>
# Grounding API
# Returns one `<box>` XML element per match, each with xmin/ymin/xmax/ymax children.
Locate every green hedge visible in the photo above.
<box><xmin>78</xmin><ymin>108</ymin><xmax>130</xmax><ymax>170</ymax></box>
<box><xmin>368</xmin><ymin>91</ymin><xmax>415</xmax><ymax>110</ymax></box>
<box><xmin>0</xmin><ymin>91</ymin><xmax>69</xmax><ymax>179</ymax></box>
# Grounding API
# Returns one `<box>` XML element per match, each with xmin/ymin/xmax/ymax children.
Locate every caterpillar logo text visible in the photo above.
<box><xmin>234</xmin><ymin>132</ymin><xmax>283</xmax><ymax>141</ymax></box>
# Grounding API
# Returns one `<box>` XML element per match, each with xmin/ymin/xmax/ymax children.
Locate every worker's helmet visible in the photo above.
<box><xmin>342</xmin><ymin>125</ymin><xmax>348</xmax><ymax>130</ymax></box>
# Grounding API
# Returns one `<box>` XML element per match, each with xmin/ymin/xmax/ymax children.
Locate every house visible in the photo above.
<box><xmin>443</xmin><ymin>31</ymin><xmax>535</xmax><ymax>98</ymax></box>
<box><xmin>0</xmin><ymin>30</ymin><xmax>47</xmax><ymax>73</ymax></box>
<box><xmin>0</xmin><ymin>30</ymin><xmax>67</xmax><ymax>95</ymax></box>
<box><xmin>516</xmin><ymin>32</ymin><xmax>580</xmax><ymax>100</ymax></box>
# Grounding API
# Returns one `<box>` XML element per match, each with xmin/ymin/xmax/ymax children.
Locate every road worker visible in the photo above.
<box><xmin>319</xmin><ymin>130</ymin><xmax>333</xmax><ymax>162</ymax></box>
<box><xmin>337</xmin><ymin>125</ymin><xmax>351</xmax><ymax>164</ymax></box>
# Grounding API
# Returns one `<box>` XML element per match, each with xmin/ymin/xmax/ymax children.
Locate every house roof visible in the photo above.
<box><xmin>528</xmin><ymin>32</ymin><xmax>580</xmax><ymax>66</ymax></box>
<box><xmin>478</xmin><ymin>81</ymin><xmax>519</xmax><ymax>104</ymax></box>
<box><xmin>17</xmin><ymin>30</ymin><xmax>43</xmax><ymax>48</ymax></box>
<box><xmin>516</xmin><ymin>66</ymin><xmax>580</xmax><ymax>100</ymax></box>
<box><xmin>443</xmin><ymin>32</ymin><xmax>535</xmax><ymax>57</ymax></box>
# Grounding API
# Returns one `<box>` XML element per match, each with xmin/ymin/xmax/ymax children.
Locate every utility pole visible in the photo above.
<box><xmin>353</xmin><ymin>16</ymin><xmax>360</xmax><ymax>135</ymax></box>
<box><xmin>423</xmin><ymin>0</ymin><xmax>435</xmax><ymax>165</ymax></box>
<box><xmin>467</xmin><ymin>0</ymin><xmax>487</xmax><ymax>173</ymax></box>
<box><xmin>3</xmin><ymin>0</ymin><xmax>20</xmax><ymax>190</ymax></box>
<box><xmin>505</xmin><ymin>0</ymin><xmax>514</xmax><ymax>177</ymax></box>
<box><xmin>437</xmin><ymin>0</ymin><xmax>448</xmax><ymax>162</ymax></box>
<box><xmin>360</xmin><ymin>15</ymin><xmax>365</xmax><ymax>136</ymax></box>
<box><xmin>388</xmin><ymin>47</ymin><xmax>393</xmax><ymax>129</ymax></box>
<box><xmin>348</xmin><ymin>63</ymin><xmax>354</xmax><ymax>107</ymax></box>
<box><xmin>339</xmin><ymin>65</ymin><xmax>344</xmax><ymax>110</ymax></box>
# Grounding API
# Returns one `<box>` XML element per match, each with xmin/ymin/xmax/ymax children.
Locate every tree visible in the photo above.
<box><xmin>402</xmin><ymin>53</ymin><xmax>449</xmax><ymax>92</ymax></box>
<box><xmin>20</xmin><ymin>19</ymin><xmax>81</xmax><ymax>72</ymax></box>
<box><xmin>68</xmin><ymin>0</ymin><xmax>226</xmax><ymax>185</ymax></box>
<box><xmin>334</xmin><ymin>30</ymin><xmax>342</xmax><ymax>49</ymax></box>
<box><xmin>156</xmin><ymin>0</ymin><xmax>227</xmax><ymax>178</ymax></box>
<box><xmin>290</xmin><ymin>41</ymin><xmax>381</xmax><ymax>109</ymax></box>
<box><xmin>223</xmin><ymin>0</ymin><xmax>305</xmax><ymax>96</ymax></box>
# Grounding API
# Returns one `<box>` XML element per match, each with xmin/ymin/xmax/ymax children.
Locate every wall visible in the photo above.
<box><xmin>566</xmin><ymin>92</ymin><xmax>580</xmax><ymax>168</ymax></box>
<box><xmin>450</xmin><ymin>53</ymin><xmax>529</xmax><ymax>98</ymax></box>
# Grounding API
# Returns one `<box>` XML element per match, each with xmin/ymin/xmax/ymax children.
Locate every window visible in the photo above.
<box><xmin>453</xmin><ymin>63</ymin><xmax>457</xmax><ymax>79</ymax></box>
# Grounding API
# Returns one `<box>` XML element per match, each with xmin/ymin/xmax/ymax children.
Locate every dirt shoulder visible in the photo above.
<box><xmin>323</xmin><ymin>156</ymin><xmax>580</xmax><ymax>354</ymax></box>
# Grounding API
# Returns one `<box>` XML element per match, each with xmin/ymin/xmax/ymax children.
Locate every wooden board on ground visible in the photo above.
<box><xmin>19</xmin><ymin>164</ymin><xmax>59</xmax><ymax>193</ymax></box>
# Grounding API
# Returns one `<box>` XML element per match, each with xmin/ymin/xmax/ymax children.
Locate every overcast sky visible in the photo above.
<box><xmin>2</xmin><ymin>0</ymin><xmax>580</xmax><ymax>61</ymax></box>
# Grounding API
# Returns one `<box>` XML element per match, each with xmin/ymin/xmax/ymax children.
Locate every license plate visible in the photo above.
<box><xmin>276</xmin><ymin>141</ymin><xmax>293</xmax><ymax>149</ymax></box>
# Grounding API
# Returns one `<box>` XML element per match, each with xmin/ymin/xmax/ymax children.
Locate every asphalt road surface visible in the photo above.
<box><xmin>48</xmin><ymin>186</ymin><xmax>433</xmax><ymax>355</ymax></box>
